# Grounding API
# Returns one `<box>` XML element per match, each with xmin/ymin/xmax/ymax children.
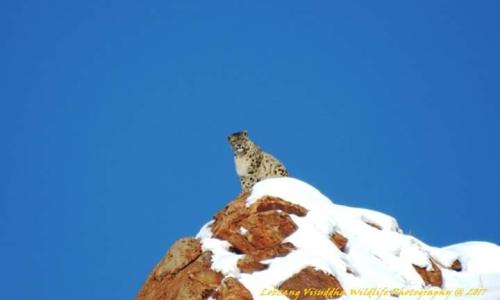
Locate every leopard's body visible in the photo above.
<box><xmin>227</xmin><ymin>131</ymin><xmax>288</xmax><ymax>191</ymax></box>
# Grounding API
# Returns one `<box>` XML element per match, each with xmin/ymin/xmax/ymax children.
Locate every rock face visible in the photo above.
<box><xmin>137</xmin><ymin>238</ymin><xmax>223</xmax><ymax>300</ymax></box>
<box><xmin>329</xmin><ymin>232</ymin><xmax>348</xmax><ymax>252</ymax></box>
<box><xmin>237</xmin><ymin>242</ymin><xmax>296</xmax><ymax>273</ymax></box>
<box><xmin>136</xmin><ymin>178</ymin><xmax>479</xmax><ymax>300</ymax></box>
<box><xmin>215</xmin><ymin>277</ymin><xmax>253</xmax><ymax>300</ymax></box>
<box><xmin>137</xmin><ymin>237</ymin><xmax>252</xmax><ymax>300</ymax></box>
<box><xmin>154</xmin><ymin>238</ymin><xmax>202</xmax><ymax>278</ymax></box>
<box><xmin>211</xmin><ymin>193</ymin><xmax>307</xmax><ymax>275</ymax></box>
<box><xmin>279</xmin><ymin>267</ymin><xmax>344</xmax><ymax>300</ymax></box>
<box><xmin>450</xmin><ymin>259</ymin><xmax>462</xmax><ymax>271</ymax></box>
<box><xmin>413</xmin><ymin>260</ymin><xmax>443</xmax><ymax>287</ymax></box>
<box><xmin>137</xmin><ymin>193</ymin><xmax>311</xmax><ymax>300</ymax></box>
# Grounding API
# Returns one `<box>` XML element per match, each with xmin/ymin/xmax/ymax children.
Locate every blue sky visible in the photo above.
<box><xmin>1</xmin><ymin>1</ymin><xmax>499</xmax><ymax>299</ymax></box>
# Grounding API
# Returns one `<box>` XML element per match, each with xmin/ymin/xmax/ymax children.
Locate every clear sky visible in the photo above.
<box><xmin>1</xmin><ymin>1</ymin><xmax>499</xmax><ymax>299</ymax></box>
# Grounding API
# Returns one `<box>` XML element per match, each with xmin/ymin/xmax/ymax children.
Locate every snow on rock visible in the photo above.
<box><xmin>137</xmin><ymin>177</ymin><xmax>500</xmax><ymax>300</ymax></box>
<box><xmin>196</xmin><ymin>177</ymin><xmax>500</xmax><ymax>300</ymax></box>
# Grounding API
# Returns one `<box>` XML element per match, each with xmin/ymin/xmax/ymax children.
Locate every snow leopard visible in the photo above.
<box><xmin>227</xmin><ymin>130</ymin><xmax>288</xmax><ymax>191</ymax></box>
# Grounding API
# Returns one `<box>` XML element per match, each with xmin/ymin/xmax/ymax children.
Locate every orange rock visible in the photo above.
<box><xmin>137</xmin><ymin>251</ymin><xmax>223</xmax><ymax>300</ymax></box>
<box><xmin>329</xmin><ymin>232</ymin><xmax>348</xmax><ymax>252</ymax></box>
<box><xmin>211</xmin><ymin>192</ymin><xmax>251</xmax><ymax>236</ymax></box>
<box><xmin>242</xmin><ymin>211</ymin><xmax>298</xmax><ymax>249</ymax></box>
<box><xmin>237</xmin><ymin>257</ymin><xmax>269</xmax><ymax>273</ymax></box>
<box><xmin>250</xmin><ymin>195</ymin><xmax>308</xmax><ymax>217</ymax></box>
<box><xmin>216</xmin><ymin>277</ymin><xmax>253</xmax><ymax>300</ymax></box>
<box><xmin>248</xmin><ymin>242</ymin><xmax>296</xmax><ymax>261</ymax></box>
<box><xmin>212</xmin><ymin>194</ymin><xmax>305</xmax><ymax>253</ymax></box>
<box><xmin>413</xmin><ymin>260</ymin><xmax>442</xmax><ymax>287</ymax></box>
<box><xmin>218</xmin><ymin>230</ymin><xmax>256</xmax><ymax>254</ymax></box>
<box><xmin>236</xmin><ymin>242</ymin><xmax>297</xmax><ymax>273</ymax></box>
<box><xmin>451</xmin><ymin>259</ymin><xmax>462</xmax><ymax>272</ymax></box>
<box><xmin>138</xmin><ymin>194</ymin><xmax>308</xmax><ymax>299</ymax></box>
<box><xmin>279</xmin><ymin>267</ymin><xmax>344</xmax><ymax>299</ymax></box>
<box><xmin>154</xmin><ymin>237</ymin><xmax>202</xmax><ymax>278</ymax></box>
<box><xmin>211</xmin><ymin>192</ymin><xmax>255</xmax><ymax>253</ymax></box>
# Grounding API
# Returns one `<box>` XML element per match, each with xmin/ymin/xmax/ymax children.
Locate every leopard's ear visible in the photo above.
<box><xmin>243</xmin><ymin>130</ymin><xmax>248</xmax><ymax>136</ymax></box>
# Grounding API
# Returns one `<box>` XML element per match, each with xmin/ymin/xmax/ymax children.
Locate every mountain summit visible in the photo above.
<box><xmin>137</xmin><ymin>178</ymin><xmax>500</xmax><ymax>300</ymax></box>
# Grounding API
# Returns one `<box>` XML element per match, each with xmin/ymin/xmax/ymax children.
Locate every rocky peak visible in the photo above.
<box><xmin>137</xmin><ymin>178</ymin><xmax>500</xmax><ymax>300</ymax></box>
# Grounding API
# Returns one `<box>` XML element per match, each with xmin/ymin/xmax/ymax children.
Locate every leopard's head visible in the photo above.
<box><xmin>227</xmin><ymin>130</ymin><xmax>251</xmax><ymax>155</ymax></box>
